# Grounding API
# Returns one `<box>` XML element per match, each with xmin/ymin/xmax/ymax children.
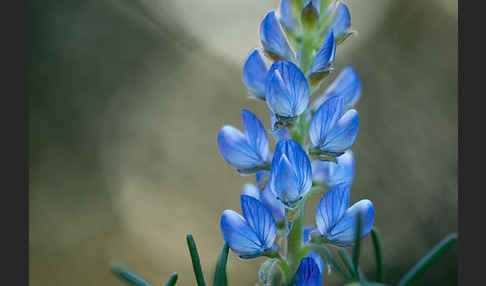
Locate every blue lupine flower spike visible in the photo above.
<box><xmin>312</xmin><ymin>66</ymin><xmax>362</xmax><ymax>112</ymax></box>
<box><xmin>312</xmin><ymin>149</ymin><xmax>356</xmax><ymax>187</ymax></box>
<box><xmin>330</xmin><ymin>1</ymin><xmax>354</xmax><ymax>44</ymax></box>
<box><xmin>220</xmin><ymin>195</ymin><xmax>278</xmax><ymax>259</ymax></box>
<box><xmin>217</xmin><ymin>110</ymin><xmax>271</xmax><ymax>174</ymax></box>
<box><xmin>269</xmin><ymin>139</ymin><xmax>312</xmax><ymax>208</ymax></box>
<box><xmin>265</xmin><ymin>61</ymin><xmax>310</xmax><ymax>130</ymax></box>
<box><xmin>308</xmin><ymin>29</ymin><xmax>336</xmax><ymax>86</ymax></box>
<box><xmin>260</xmin><ymin>11</ymin><xmax>295</xmax><ymax>61</ymax></box>
<box><xmin>314</xmin><ymin>183</ymin><xmax>375</xmax><ymax>246</ymax></box>
<box><xmin>309</xmin><ymin>96</ymin><xmax>359</xmax><ymax>158</ymax></box>
<box><xmin>242</xmin><ymin>49</ymin><xmax>269</xmax><ymax>100</ymax></box>
<box><xmin>291</xmin><ymin>257</ymin><xmax>322</xmax><ymax>286</ymax></box>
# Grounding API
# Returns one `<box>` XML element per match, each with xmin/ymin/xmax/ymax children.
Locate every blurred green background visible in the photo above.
<box><xmin>29</xmin><ymin>0</ymin><xmax>457</xmax><ymax>285</ymax></box>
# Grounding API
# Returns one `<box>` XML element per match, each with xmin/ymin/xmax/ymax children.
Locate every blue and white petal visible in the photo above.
<box><xmin>312</xmin><ymin>66</ymin><xmax>362</xmax><ymax>111</ymax></box>
<box><xmin>241</xmin><ymin>195</ymin><xmax>277</xmax><ymax>250</ymax></box>
<box><xmin>279</xmin><ymin>0</ymin><xmax>298</xmax><ymax>32</ymax></box>
<box><xmin>312</xmin><ymin>150</ymin><xmax>356</xmax><ymax>187</ymax></box>
<box><xmin>319</xmin><ymin>109</ymin><xmax>359</xmax><ymax>155</ymax></box>
<box><xmin>327</xmin><ymin>199</ymin><xmax>375</xmax><ymax>246</ymax></box>
<box><xmin>260</xmin><ymin>11</ymin><xmax>295</xmax><ymax>60</ymax></box>
<box><xmin>330</xmin><ymin>1</ymin><xmax>352</xmax><ymax>41</ymax></box>
<box><xmin>309</xmin><ymin>95</ymin><xmax>344</xmax><ymax>148</ymax></box>
<box><xmin>291</xmin><ymin>257</ymin><xmax>322</xmax><ymax>286</ymax></box>
<box><xmin>265</xmin><ymin>61</ymin><xmax>310</xmax><ymax>119</ymax></box>
<box><xmin>242</xmin><ymin>109</ymin><xmax>271</xmax><ymax>162</ymax></box>
<box><xmin>309</xmin><ymin>30</ymin><xmax>336</xmax><ymax>77</ymax></box>
<box><xmin>220</xmin><ymin>210</ymin><xmax>266</xmax><ymax>257</ymax></box>
<box><xmin>261</xmin><ymin>184</ymin><xmax>286</xmax><ymax>223</ymax></box>
<box><xmin>242</xmin><ymin>49</ymin><xmax>269</xmax><ymax>100</ymax></box>
<box><xmin>315</xmin><ymin>183</ymin><xmax>350</xmax><ymax>237</ymax></box>
<box><xmin>270</xmin><ymin>140</ymin><xmax>313</xmax><ymax>207</ymax></box>
<box><xmin>242</xmin><ymin>183</ymin><xmax>261</xmax><ymax>200</ymax></box>
<box><xmin>218</xmin><ymin>126</ymin><xmax>263</xmax><ymax>173</ymax></box>
<box><xmin>217</xmin><ymin>110</ymin><xmax>270</xmax><ymax>173</ymax></box>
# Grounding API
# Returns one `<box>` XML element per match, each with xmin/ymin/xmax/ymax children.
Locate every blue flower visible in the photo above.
<box><xmin>315</xmin><ymin>183</ymin><xmax>374</xmax><ymax>246</ymax></box>
<box><xmin>312</xmin><ymin>150</ymin><xmax>356</xmax><ymax>187</ymax></box>
<box><xmin>279</xmin><ymin>0</ymin><xmax>298</xmax><ymax>33</ymax></box>
<box><xmin>265</xmin><ymin>61</ymin><xmax>310</xmax><ymax>127</ymax></box>
<box><xmin>217</xmin><ymin>110</ymin><xmax>271</xmax><ymax>174</ymax></box>
<box><xmin>312</xmin><ymin>66</ymin><xmax>362</xmax><ymax>111</ymax></box>
<box><xmin>269</xmin><ymin>140</ymin><xmax>312</xmax><ymax>207</ymax></box>
<box><xmin>242</xmin><ymin>49</ymin><xmax>269</xmax><ymax>100</ymax></box>
<box><xmin>221</xmin><ymin>195</ymin><xmax>278</xmax><ymax>258</ymax></box>
<box><xmin>309</xmin><ymin>29</ymin><xmax>336</xmax><ymax>78</ymax></box>
<box><xmin>309</xmin><ymin>96</ymin><xmax>359</xmax><ymax>157</ymax></box>
<box><xmin>330</xmin><ymin>1</ymin><xmax>353</xmax><ymax>43</ymax></box>
<box><xmin>242</xmin><ymin>181</ymin><xmax>286</xmax><ymax>224</ymax></box>
<box><xmin>260</xmin><ymin>11</ymin><xmax>295</xmax><ymax>60</ymax></box>
<box><xmin>291</xmin><ymin>257</ymin><xmax>322</xmax><ymax>286</ymax></box>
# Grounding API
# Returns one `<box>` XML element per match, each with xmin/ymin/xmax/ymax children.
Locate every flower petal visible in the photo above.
<box><xmin>312</xmin><ymin>150</ymin><xmax>356</xmax><ymax>187</ymax></box>
<box><xmin>265</xmin><ymin>61</ymin><xmax>310</xmax><ymax>118</ymax></box>
<box><xmin>218</xmin><ymin>125</ymin><xmax>264</xmax><ymax>173</ymax></box>
<box><xmin>261</xmin><ymin>183</ymin><xmax>286</xmax><ymax>223</ymax></box>
<box><xmin>309</xmin><ymin>30</ymin><xmax>336</xmax><ymax>76</ymax></box>
<box><xmin>320</xmin><ymin>109</ymin><xmax>359</xmax><ymax>155</ymax></box>
<box><xmin>312</xmin><ymin>66</ymin><xmax>362</xmax><ymax>111</ymax></box>
<box><xmin>328</xmin><ymin>199</ymin><xmax>375</xmax><ymax>246</ymax></box>
<box><xmin>242</xmin><ymin>183</ymin><xmax>261</xmax><ymax>200</ymax></box>
<box><xmin>241</xmin><ymin>195</ymin><xmax>277</xmax><ymax>250</ymax></box>
<box><xmin>279</xmin><ymin>0</ymin><xmax>298</xmax><ymax>32</ymax></box>
<box><xmin>241</xmin><ymin>110</ymin><xmax>270</xmax><ymax>163</ymax></box>
<box><xmin>291</xmin><ymin>257</ymin><xmax>322</xmax><ymax>286</ymax></box>
<box><xmin>242</xmin><ymin>50</ymin><xmax>269</xmax><ymax>100</ymax></box>
<box><xmin>315</xmin><ymin>183</ymin><xmax>350</xmax><ymax>236</ymax></box>
<box><xmin>330</xmin><ymin>1</ymin><xmax>352</xmax><ymax>42</ymax></box>
<box><xmin>270</xmin><ymin>140</ymin><xmax>312</xmax><ymax>207</ymax></box>
<box><xmin>273</xmin><ymin>155</ymin><xmax>301</xmax><ymax>205</ymax></box>
<box><xmin>255</xmin><ymin>170</ymin><xmax>270</xmax><ymax>190</ymax></box>
<box><xmin>260</xmin><ymin>11</ymin><xmax>294</xmax><ymax>60</ymax></box>
<box><xmin>309</xmin><ymin>95</ymin><xmax>344</xmax><ymax>148</ymax></box>
<box><xmin>221</xmin><ymin>210</ymin><xmax>265</xmax><ymax>257</ymax></box>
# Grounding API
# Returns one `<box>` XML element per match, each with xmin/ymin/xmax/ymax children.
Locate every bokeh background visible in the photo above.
<box><xmin>29</xmin><ymin>0</ymin><xmax>457</xmax><ymax>285</ymax></box>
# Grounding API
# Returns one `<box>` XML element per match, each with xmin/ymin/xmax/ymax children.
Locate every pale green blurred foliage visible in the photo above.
<box><xmin>29</xmin><ymin>0</ymin><xmax>457</xmax><ymax>285</ymax></box>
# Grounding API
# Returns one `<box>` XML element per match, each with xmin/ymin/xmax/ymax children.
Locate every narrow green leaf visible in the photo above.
<box><xmin>164</xmin><ymin>273</ymin><xmax>178</xmax><ymax>286</ymax></box>
<box><xmin>186</xmin><ymin>234</ymin><xmax>207</xmax><ymax>286</ymax></box>
<box><xmin>112</xmin><ymin>266</ymin><xmax>151</xmax><ymax>286</ymax></box>
<box><xmin>370</xmin><ymin>228</ymin><xmax>384</xmax><ymax>283</ymax></box>
<box><xmin>397</xmin><ymin>233</ymin><xmax>457</xmax><ymax>286</ymax></box>
<box><xmin>213</xmin><ymin>243</ymin><xmax>229</xmax><ymax>286</ymax></box>
<box><xmin>352</xmin><ymin>211</ymin><xmax>363</xmax><ymax>277</ymax></box>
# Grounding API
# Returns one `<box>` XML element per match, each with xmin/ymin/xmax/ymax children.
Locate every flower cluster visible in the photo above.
<box><xmin>217</xmin><ymin>0</ymin><xmax>374</xmax><ymax>284</ymax></box>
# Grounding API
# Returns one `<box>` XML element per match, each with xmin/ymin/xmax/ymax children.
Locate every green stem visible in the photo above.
<box><xmin>370</xmin><ymin>228</ymin><xmax>384</xmax><ymax>283</ymax></box>
<box><xmin>338</xmin><ymin>248</ymin><xmax>358</xmax><ymax>280</ymax></box>
<box><xmin>397</xmin><ymin>233</ymin><xmax>457</xmax><ymax>286</ymax></box>
<box><xmin>299</xmin><ymin>33</ymin><xmax>315</xmax><ymax>75</ymax></box>
<box><xmin>213</xmin><ymin>243</ymin><xmax>229</xmax><ymax>286</ymax></box>
<box><xmin>286</xmin><ymin>206</ymin><xmax>304</xmax><ymax>277</ymax></box>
